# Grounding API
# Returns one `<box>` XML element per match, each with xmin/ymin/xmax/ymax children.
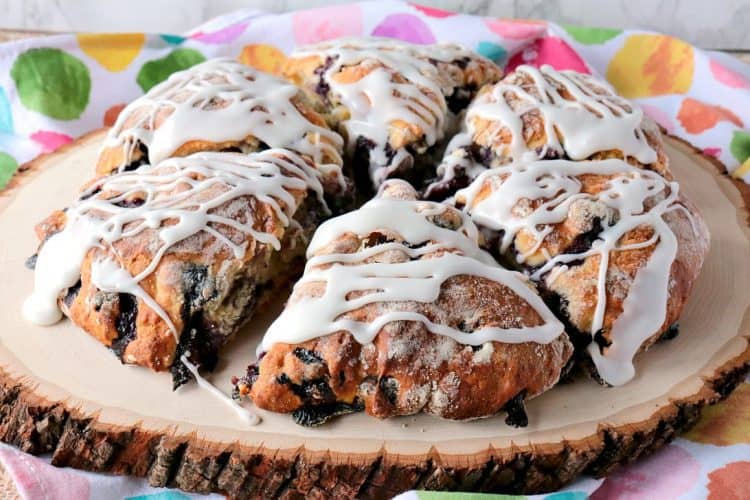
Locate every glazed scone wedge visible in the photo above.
<box><xmin>24</xmin><ymin>150</ymin><xmax>339</xmax><ymax>387</ymax></box>
<box><xmin>235</xmin><ymin>181</ymin><xmax>572</xmax><ymax>426</ymax></box>
<box><xmin>426</xmin><ymin>64</ymin><xmax>670</xmax><ymax>199</ymax></box>
<box><xmin>456</xmin><ymin>158</ymin><xmax>710</xmax><ymax>385</ymax></box>
<box><xmin>283</xmin><ymin>37</ymin><xmax>502</xmax><ymax>194</ymax></box>
<box><xmin>97</xmin><ymin>58</ymin><xmax>351</xmax><ymax>208</ymax></box>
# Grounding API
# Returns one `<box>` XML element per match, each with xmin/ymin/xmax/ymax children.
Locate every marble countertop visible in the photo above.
<box><xmin>0</xmin><ymin>0</ymin><xmax>746</xmax><ymax>50</ymax></box>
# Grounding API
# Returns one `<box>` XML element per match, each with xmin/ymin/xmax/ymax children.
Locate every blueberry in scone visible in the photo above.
<box><xmin>235</xmin><ymin>180</ymin><xmax>573</xmax><ymax>425</ymax></box>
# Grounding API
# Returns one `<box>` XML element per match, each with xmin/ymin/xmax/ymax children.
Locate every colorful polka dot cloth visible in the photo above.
<box><xmin>0</xmin><ymin>2</ymin><xmax>749</xmax><ymax>498</ymax></box>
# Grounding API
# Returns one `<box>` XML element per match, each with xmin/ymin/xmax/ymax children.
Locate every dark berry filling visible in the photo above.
<box><xmin>378</xmin><ymin>376</ymin><xmax>400</xmax><ymax>405</ymax></box>
<box><xmin>63</xmin><ymin>279</ymin><xmax>82</xmax><ymax>308</ymax></box>
<box><xmin>111</xmin><ymin>293</ymin><xmax>138</xmax><ymax>359</ymax></box>
<box><xmin>502</xmin><ymin>390</ymin><xmax>528</xmax><ymax>427</ymax></box>
<box><xmin>564</xmin><ymin>217</ymin><xmax>604</xmax><ymax>256</ymax></box>
<box><xmin>24</xmin><ymin>253</ymin><xmax>38</xmax><ymax>270</ymax></box>
<box><xmin>121</xmin><ymin>143</ymin><xmax>149</xmax><ymax>173</ymax></box>
<box><xmin>659</xmin><ymin>322</ymin><xmax>680</xmax><ymax>342</ymax></box>
<box><xmin>293</xmin><ymin>347</ymin><xmax>324</xmax><ymax>365</ymax></box>
<box><xmin>292</xmin><ymin>400</ymin><xmax>364</xmax><ymax>427</ymax></box>
<box><xmin>313</xmin><ymin>56</ymin><xmax>335</xmax><ymax>102</ymax></box>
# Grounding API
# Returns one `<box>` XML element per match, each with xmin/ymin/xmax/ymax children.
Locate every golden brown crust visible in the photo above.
<box><xmin>35</xmin><ymin>151</ymin><xmax>325</xmax><ymax>379</ymax></box>
<box><xmin>545</xmin><ymin>193</ymin><xmax>708</xmax><ymax>352</ymax></box>
<box><xmin>96</xmin><ymin>67</ymin><xmax>341</xmax><ymax>179</ymax></box>
<box><xmin>459</xmin><ymin>167</ymin><xmax>710</xmax><ymax>369</ymax></box>
<box><xmin>425</xmin><ymin>67</ymin><xmax>672</xmax><ymax>202</ymax></box>
<box><xmin>467</xmin><ymin>68</ymin><xmax>671</xmax><ymax>178</ymax></box>
<box><xmin>283</xmin><ymin>41</ymin><xmax>502</xmax><ymax>190</ymax></box>
<box><xmin>239</xmin><ymin>182</ymin><xmax>573</xmax><ymax>424</ymax></box>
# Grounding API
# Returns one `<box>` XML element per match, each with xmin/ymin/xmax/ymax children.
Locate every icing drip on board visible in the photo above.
<box><xmin>260</xmin><ymin>188</ymin><xmax>564</xmax><ymax>354</ymax></box>
<box><xmin>102</xmin><ymin>58</ymin><xmax>344</xmax><ymax>180</ymax></box>
<box><xmin>23</xmin><ymin>149</ymin><xmax>327</xmax><ymax>335</ymax></box>
<box><xmin>435</xmin><ymin>64</ymin><xmax>660</xmax><ymax>188</ymax></box>
<box><xmin>458</xmin><ymin>158</ymin><xmax>700</xmax><ymax>385</ymax></box>
<box><xmin>291</xmin><ymin>37</ymin><xmax>481</xmax><ymax>185</ymax></box>
<box><xmin>180</xmin><ymin>354</ymin><xmax>259</xmax><ymax>425</ymax></box>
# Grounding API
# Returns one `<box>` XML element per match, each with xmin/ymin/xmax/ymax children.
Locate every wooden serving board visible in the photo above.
<box><xmin>0</xmin><ymin>131</ymin><xmax>748</xmax><ymax>498</ymax></box>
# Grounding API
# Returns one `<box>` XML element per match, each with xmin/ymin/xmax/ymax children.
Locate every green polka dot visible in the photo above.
<box><xmin>730</xmin><ymin>130</ymin><xmax>750</xmax><ymax>164</ymax></box>
<box><xmin>136</xmin><ymin>48</ymin><xmax>206</xmax><ymax>93</ymax></box>
<box><xmin>564</xmin><ymin>25</ymin><xmax>622</xmax><ymax>45</ymax></box>
<box><xmin>0</xmin><ymin>152</ymin><xmax>18</xmax><ymax>188</ymax></box>
<box><xmin>11</xmin><ymin>48</ymin><xmax>91</xmax><ymax>121</ymax></box>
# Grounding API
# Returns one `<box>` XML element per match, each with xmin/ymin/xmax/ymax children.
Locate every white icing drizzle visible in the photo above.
<box><xmin>459</xmin><ymin>158</ymin><xmax>698</xmax><ymax>385</ymax></box>
<box><xmin>102</xmin><ymin>58</ymin><xmax>344</xmax><ymax>181</ymax></box>
<box><xmin>180</xmin><ymin>354</ymin><xmax>259</xmax><ymax>425</ymax></box>
<box><xmin>23</xmin><ymin>149</ymin><xmax>327</xmax><ymax>336</ymax></box>
<box><xmin>292</xmin><ymin>37</ymin><xmax>477</xmax><ymax>185</ymax></box>
<box><xmin>260</xmin><ymin>193</ymin><xmax>564</xmax><ymax>354</ymax></box>
<box><xmin>436</xmin><ymin>64</ymin><xmax>659</xmax><ymax>185</ymax></box>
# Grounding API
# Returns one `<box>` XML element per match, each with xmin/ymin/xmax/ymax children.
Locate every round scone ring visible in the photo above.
<box><xmin>426</xmin><ymin>64</ymin><xmax>670</xmax><ymax>200</ymax></box>
<box><xmin>456</xmin><ymin>157</ymin><xmax>710</xmax><ymax>386</ymax></box>
<box><xmin>236</xmin><ymin>180</ymin><xmax>573</xmax><ymax>426</ymax></box>
<box><xmin>283</xmin><ymin>37</ymin><xmax>502</xmax><ymax>193</ymax></box>
<box><xmin>25</xmin><ymin>149</ymin><xmax>335</xmax><ymax>387</ymax></box>
<box><xmin>97</xmin><ymin>58</ymin><xmax>345</xmax><ymax>194</ymax></box>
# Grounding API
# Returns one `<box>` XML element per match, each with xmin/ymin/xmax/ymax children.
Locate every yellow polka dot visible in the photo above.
<box><xmin>684</xmin><ymin>383</ymin><xmax>750</xmax><ymax>445</ymax></box>
<box><xmin>77</xmin><ymin>33</ymin><xmax>146</xmax><ymax>72</ymax></box>
<box><xmin>606</xmin><ymin>34</ymin><xmax>694</xmax><ymax>99</ymax></box>
<box><xmin>239</xmin><ymin>44</ymin><xmax>286</xmax><ymax>76</ymax></box>
<box><xmin>732</xmin><ymin>157</ymin><xmax>750</xmax><ymax>179</ymax></box>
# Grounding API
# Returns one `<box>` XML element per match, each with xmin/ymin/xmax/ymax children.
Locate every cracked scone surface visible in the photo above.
<box><xmin>236</xmin><ymin>181</ymin><xmax>572</xmax><ymax>425</ymax></box>
<box><xmin>29</xmin><ymin>150</ymin><xmax>334</xmax><ymax>386</ymax></box>
<box><xmin>283</xmin><ymin>37</ymin><xmax>502</xmax><ymax>192</ymax></box>
<box><xmin>96</xmin><ymin>58</ymin><xmax>344</xmax><ymax>186</ymax></box>
<box><xmin>426</xmin><ymin>64</ymin><xmax>670</xmax><ymax>200</ymax></box>
<box><xmin>456</xmin><ymin>158</ymin><xmax>710</xmax><ymax>385</ymax></box>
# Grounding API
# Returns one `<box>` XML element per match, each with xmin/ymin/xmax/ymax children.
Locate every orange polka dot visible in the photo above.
<box><xmin>708</xmin><ymin>461</ymin><xmax>750</xmax><ymax>499</ymax></box>
<box><xmin>103</xmin><ymin>104</ymin><xmax>126</xmax><ymax>127</ymax></box>
<box><xmin>239</xmin><ymin>44</ymin><xmax>287</xmax><ymax>76</ymax></box>
<box><xmin>677</xmin><ymin>98</ymin><xmax>743</xmax><ymax>134</ymax></box>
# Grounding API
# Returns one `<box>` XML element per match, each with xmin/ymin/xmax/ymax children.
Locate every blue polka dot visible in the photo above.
<box><xmin>126</xmin><ymin>492</ymin><xmax>190</xmax><ymax>500</ymax></box>
<box><xmin>160</xmin><ymin>34</ymin><xmax>186</xmax><ymax>45</ymax></box>
<box><xmin>0</xmin><ymin>87</ymin><xmax>13</xmax><ymax>134</ymax></box>
<box><xmin>477</xmin><ymin>41</ymin><xmax>507</xmax><ymax>65</ymax></box>
<box><xmin>544</xmin><ymin>492</ymin><xmax>588</xmax><ymax>500</ymax></box>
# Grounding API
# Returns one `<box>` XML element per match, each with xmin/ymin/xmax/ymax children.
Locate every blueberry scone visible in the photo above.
<box><xmin>283</xmin><ymin>37</ymin><xmax>502</xmax><ymax>194</ymax></box>
<box><xmin>97</xmin><ymin>58</ymin><xmax>348</xmax><ymax>206</ymax></box>
<box><xmin>455</xmin><ymin>158</ymin><xmax>710</xmax><ymax>385</ymax></box>
<box><xmin>425</xmin><ymin>64</ymin><xmax>670</xmax><ymax>200</ymax></box>
<box><xmin>24</xmin><ymin>149</ymin><xmax>344</xmax><ymax>387</ymax></box>
<box><xmin>235</xmin><ymin>180</ymin><xmax>572</xmax><ymax>426</ymax></box>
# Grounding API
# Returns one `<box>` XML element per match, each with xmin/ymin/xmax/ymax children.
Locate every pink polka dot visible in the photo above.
<box><xmin>507</xmin><ymin>36</ymin><xmax>589</xmax><ymax>73</ymax></box>
<box><xmin>0</xmin><ymin>448</ymin><xmax>89</xmax><ymax>499</ymax></box>
<box><xmin>372</xmin><ymin>14</ymin><xmax>436</xmax><ymax>45</ymax></box>
<box><xmin>411</xmin><ymin>4</ymin><xmax>456</xmax><ymax>18</ymax></box>
<box><xmin>31</xmin><ymin>130</ymin><xmax>73</xmax><ymax>153</ymax></box>
<box><xmin>704</xmin><ymin>147</ymin><xmax>722</xmax><ymax>158</ymax></box>
<box><xmin>710</xmin><ymin>59</ymin><xmax>750</xmax><ymax>89</ymax></box>
<box><xmin>190</xmin><ymin>22</ymin><xmax>248</xmax><ymax>44</ymax></box>
<box><xmin>591</xmin><ymin>445</ymin><xmax>700</xmax><ymax>500</ymax></box>
<box><xmin>293</xmin><ymin>5</ymin><xmax>363</xmax><ymax>45</ymax></box>
<box><xmin>641</xmin><ymin>104</ymin><xmax>675</xmax><ymax>134</ymax></box>
<box><xmin>485</xmin><ymin>19</ymin><xmax>547</xmax><ymax>41</ymax></box>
